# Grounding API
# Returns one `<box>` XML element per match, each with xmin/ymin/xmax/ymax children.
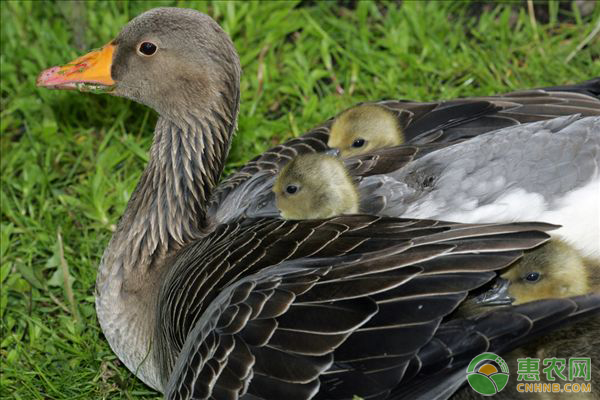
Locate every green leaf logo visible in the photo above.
<box><xmin>467</xmin><ymin>353</ymin><xmax>510</xmax><ymax>395</ymax></box>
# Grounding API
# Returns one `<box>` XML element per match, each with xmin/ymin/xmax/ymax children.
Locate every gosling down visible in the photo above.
<box><xmin>478</xmin><ymin>240</ymin><xmax>600</xmax><ymax>306</ymax></box>
<box><xmin>37</xmin><ymin>7</ymin><xmax>600</xmax><ymax>400</ymax></box>
<box><xmin>328</xmin><ymin>104</ymin><xmax>404</xmax><ymax>157</ymax></box>
<box><xmin>273</xmin><ymin>153</ymin><xmax>359</xmax><ymax>220</ymax></box>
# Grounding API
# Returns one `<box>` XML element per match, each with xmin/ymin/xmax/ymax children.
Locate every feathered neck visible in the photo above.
<box><xmin>112</xmin><ymin>108</ymin><xmax>235</xmax><ymax>277</ymax></box>
<box><xmin>95</xmin><ymin>81</ymin><xmax>239</xmax><ymax>390</ymax></box>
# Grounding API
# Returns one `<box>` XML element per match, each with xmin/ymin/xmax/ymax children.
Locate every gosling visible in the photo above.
<box><xmin>502</xmin><ymin>240</ymin><xmax>599</xmax><ymax>304</ymax></box>
<box><xmin>273</xmin><ymin>153</ymin><xmax>359</xmax><ymax>220</ymax></box>
<box><xmin>328</xmin><ymin>104</ymin><xmax>403</xmax><ymax>157</ymax></box>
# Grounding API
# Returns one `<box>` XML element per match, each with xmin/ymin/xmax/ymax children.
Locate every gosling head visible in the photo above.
<box><xmin>502</xmin><ymin>240</ymin><xmax>593</xmax><ymax>304</ymax></box>
<box><xmin>37</xmin><ymin>8</ymin><xmax>241</xmax><ymax>119</ymax></box>
<box><xmin>476</xmin><ymin>240</ymin><xmax>593</xmax><ymax>306</ymax></box>
<box><xmin>328</xmin><ymin>104</ymin><xmax>403</xmax><ymax>158</ymax></box>
<box><xmin>273</xmin><ymin>153</ymin><xmax>360</xmax><ymax>220</ymax></box>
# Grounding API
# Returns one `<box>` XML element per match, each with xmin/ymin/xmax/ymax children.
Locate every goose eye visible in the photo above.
<box><xmin>286</xmin><ymin>185</ymin><xmax>298</xmax><ymax>195</ymax></box>
<box><xmin>525</xmin><ymin>272</ymin><xmax>540</xmax><ymax>282</ymax></box>
<box><xmin>138</xmin><ymin>42</ymin><xmax>157</xmax><ymax>56</ymax></box>
<box><xmin>352</xmin><ymin>138</ymin><xmax>365</xmax><ymax>148</ymax></box>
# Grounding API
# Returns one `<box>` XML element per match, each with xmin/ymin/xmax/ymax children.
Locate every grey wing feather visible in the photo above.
<box><xmin>212</xmin><ymin>172</ymin><xmax>280</xmax><ymax>222</ymax></box>
<box><xmin>358</xmin><ymin>175</ymin><xmax>414</xmax><ymax>217</ymax></box>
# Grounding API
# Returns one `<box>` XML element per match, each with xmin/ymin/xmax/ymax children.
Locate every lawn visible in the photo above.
<box><xmin>1</xmin><ymin>1</ymin><xmax>598</xmax><ymax>398</ymax></box>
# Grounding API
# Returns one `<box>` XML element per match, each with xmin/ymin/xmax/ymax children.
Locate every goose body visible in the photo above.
<box><xmin>36</xmin><ymin>7</ymin><xmax>600</xmax><ymax>400</ymax></box>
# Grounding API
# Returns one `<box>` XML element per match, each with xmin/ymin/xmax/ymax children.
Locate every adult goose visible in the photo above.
<box><xmin>37</xmin><ymin>8</ymin><xmax>600</xmax><ymax>400</ymax></box>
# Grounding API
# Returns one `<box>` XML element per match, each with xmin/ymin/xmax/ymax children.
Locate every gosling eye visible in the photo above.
<box><xmin>286</xmin><ymin>185</ymin><xmax>298</xmax><ymax>195</ymax></box>
<box><xmin>352</xmin><ymin>138</ymin><xmax>366</xmax><ymax>148</ymax></box>
<box><xmin>524</xmin><ymin>272</ymin><xmax>541</xmax><ymax>283</ymax></box>
<box><xmin>138</xmin><ymin>42</ymin><xmax>158</xmax><ymax>56</ymax></box>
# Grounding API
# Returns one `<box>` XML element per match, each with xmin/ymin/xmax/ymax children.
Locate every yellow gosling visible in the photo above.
<box><xmin>273</xmin><ymin>153</ymin><xmax>359</xmax><ymax>220</ymax></box>
<box><xmin>328</xmin><ymin>104</ymin><xmax>403</xmax><ymax>157</ymax></box>
<box><xmin>502</xmin><ymin>240</ymin><xmax>598</xmax><ymax>304</ymax></box>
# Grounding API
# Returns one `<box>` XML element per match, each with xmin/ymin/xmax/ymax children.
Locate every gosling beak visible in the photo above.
<box><xmin>37</xmin><ymin>43</ymin><xmax>116</xmax><ymax>92</ymax></box>
<box><xmin>474</xmin><ymin>278</ymin><xmax>514</xmax><ymax>306</ymax></box>
<box><xmin>326</xmin><ymin>148</ymin><xmax>341</xmax><ymax>157</ymax></box>
<box><xmin>249</xmin><ymin>192</ymin><xmax>281</xmax><ymax>218</ymax></box>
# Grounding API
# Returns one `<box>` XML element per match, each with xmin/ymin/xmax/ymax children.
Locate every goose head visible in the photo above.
<box><xmin>273</xmin><ymin>153</ymin><xmax>360</xmax><ymax>219</ymax></box>
<box><xmin>37</xmin><ymin>7</ymin><xmax>240</xmax><ymax>120</ymax></box>
<box><xmin>328</xmin><ymin>104</ymin><xmax>403</xmax><ymax>157</ymax></box>
<box><xmin>477</xmin><ymin>240</ymin><xmax>595</xmax><ymax>306</ymax></box>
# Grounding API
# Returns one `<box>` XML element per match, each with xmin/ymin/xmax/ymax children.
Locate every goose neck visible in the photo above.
<box><xmin>95</xmin><ymin>100</ymin><xmax>238</xmax><ymax>390</ymax></box>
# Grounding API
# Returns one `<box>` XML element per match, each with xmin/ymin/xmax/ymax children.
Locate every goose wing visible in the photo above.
<box><xmin>157</xmin><ymin>216</ymin><xmax>571</xmax><ymax>399</ymax></box>
<box><xmin>208</xmin><ymin>84</ymin><xmax>600</xmax><ymax>225</ymax></box>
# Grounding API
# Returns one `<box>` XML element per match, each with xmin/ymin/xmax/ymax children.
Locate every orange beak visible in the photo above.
<box><xmin>37</xmin><ymin>43</ymin><xmax>116</xmax><ymax>91</ymax></box>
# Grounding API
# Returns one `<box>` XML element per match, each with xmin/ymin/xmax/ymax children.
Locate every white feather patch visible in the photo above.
<box><xmin>404</xmin><ymin>177</ymin><xmax>600</xmax><ymax>260</ymax></box>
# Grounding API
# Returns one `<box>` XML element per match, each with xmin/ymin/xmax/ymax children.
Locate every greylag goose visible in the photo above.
<box><xmin>37</xmin><ymin>8</ymin><xmax>600</xmax><ymax>400</ymax></box>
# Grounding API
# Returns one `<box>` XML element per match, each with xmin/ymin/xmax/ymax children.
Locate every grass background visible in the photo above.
<box><xmin>1</xmin><ymin>0</ymin><xmax>599</xmax><ymax>398</ymax></box>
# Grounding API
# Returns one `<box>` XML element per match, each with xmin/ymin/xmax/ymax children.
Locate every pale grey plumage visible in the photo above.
<box><xmin>366</xmin><ymin>115</ymin><xmax>599</xmax><ymax>218</ymax></box>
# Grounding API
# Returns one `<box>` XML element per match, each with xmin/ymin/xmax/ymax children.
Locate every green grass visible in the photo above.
<box><xmin>1</xmin><ymin>0</ymin><xmax>598</xmax><ymax>398</ymax></box>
